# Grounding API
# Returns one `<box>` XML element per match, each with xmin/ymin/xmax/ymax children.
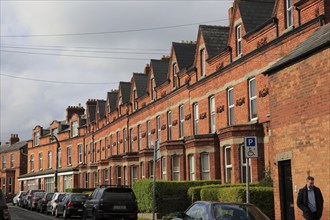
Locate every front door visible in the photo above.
<box><xmin>279</xmin><ymin>160</ymin><xmax>295</xmax><ymax>220</ymax></box>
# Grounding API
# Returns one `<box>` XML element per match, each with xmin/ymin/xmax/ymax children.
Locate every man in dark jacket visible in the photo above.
<box><xmin>297</xmin><ymin>176</ymin><xmax>324</xmax><ymax>220</ymax></box>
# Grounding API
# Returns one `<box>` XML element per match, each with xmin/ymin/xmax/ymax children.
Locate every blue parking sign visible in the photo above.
<box><xmin>244</xmin><ymin>136</ymin><xmax>258</xmax><ymax>158</ymax></box>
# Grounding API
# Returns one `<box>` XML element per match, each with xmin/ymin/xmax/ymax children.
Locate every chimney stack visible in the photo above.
<box><xmin>144</xmin><ymin>64</ymin><xmax>150</xmax><ymax>75</ymax></box>
<box><xmin>10</xmin><ymin>134</ymin><xmax>20</xmax><ymax>145</ymax></box>
<box><xmin>66</xmin><ymin>105</ymin><xmax>85</xmax><ymax>122</ymax></box>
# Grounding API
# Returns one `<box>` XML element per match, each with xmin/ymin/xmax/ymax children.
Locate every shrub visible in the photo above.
<box><xmin>132</xmin><ymin>179</ymin><xmax>220</xmax><ymax>215</ymax></box>
<box><xmin>65</xmin><ymin>188</ymin><xmax>95</xmax><ymax>193</ymax></box>
<box><xmin>200</xmin><ymin>186</ymin><xmax>274</xmax><ymax>219</ymax></box>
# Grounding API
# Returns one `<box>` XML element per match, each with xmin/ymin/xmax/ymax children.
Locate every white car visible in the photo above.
<box><xmin>12</xmin><ymin>191</ymin><xmax>26</xmax><ymax>206</ymax></box>
<box><xmin>46</xmin><ymin>192</ymin><xmax>67</xmax><ymax>216</ymax></box>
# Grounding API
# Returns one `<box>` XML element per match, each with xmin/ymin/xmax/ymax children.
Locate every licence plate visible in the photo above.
<box><xmin>113</xmin><ymin>205</ymin><xmax>126</xmax><ymax>210</ymax></box>
<box><xmin>78</xmin><ymin>209</ymin><xmax>83</xmax><ymax>212</ymax></box>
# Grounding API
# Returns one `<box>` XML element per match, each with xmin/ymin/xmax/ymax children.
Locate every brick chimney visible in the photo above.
<box><xmin>228</xmin><ymin>4</ymin><xmax>234</xmax><ymax>27</ymax></box>
<box><xmin>144</xmin><ymin>64</ymin><xmax>150</xmax><ymax>75</ymax></box>
<box><xmin>66</xmin><ymin>104</ymin><xmax>85</xmax><ymax>122</ymax></box>
<box><xmin>161</xmin><ymin>55</ymin><xmax>170</xmax><ymax>61</ymax></box>
<box><xmin>10</xmin><ymin>134</ymin><xmax>20</xmax><ymax>145</ymax></box>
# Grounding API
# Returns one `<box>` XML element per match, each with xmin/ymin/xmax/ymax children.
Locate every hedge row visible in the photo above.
<box><xmin>200</xmin><ymin>186</ymin><xmax>274</xmax><ymax>219</ymax></box>
<box><xmin>65</xmin><ymin>188</ymin><xmax>95</xmax><ymax>193</ymax></box>
<box><xmin>132</xmin><ymin>179</ymin><xmax>221</xmax><ymax>215</ymax></box>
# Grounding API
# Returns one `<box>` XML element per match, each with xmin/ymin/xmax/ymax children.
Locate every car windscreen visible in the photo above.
<box><xmin>213</xmin><ymin>204</ymin><xmax>268</xmax><ymax>220</ymax></box>
<box><xmin>103</xmin><ymin>188</ymin><xmax>135</xmax><ymax>201</ymax></box>
<box><xmin>71</xmin><ymin>194</ymin><xmax>89</xmax><ymax>202</ymax></box>
<box><xmin>46</xmin><ymin>194</ymin><xmax>54</xmax><ymax>199</ymax></box>
<box><xmin>20</xmin><ymin>193</ymin><xmax>27</xmax><ymax>198</ymax></box>
<box><xmin>58</xmin><ymin>194</ymin><xmax>66</xmax><ymax>201</ymax></box>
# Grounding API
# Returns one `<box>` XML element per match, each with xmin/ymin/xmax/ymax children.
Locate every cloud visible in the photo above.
<box><xmin>0</xmin><ymin>0</ymin><xmax>233</xmax><ymax>143</ymax></box>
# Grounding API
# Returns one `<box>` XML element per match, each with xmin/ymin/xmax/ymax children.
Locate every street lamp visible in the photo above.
<box><xmin>49</xmin><ymin>135</ymin><xmax>60</xmax><ymax>192</ymax></box>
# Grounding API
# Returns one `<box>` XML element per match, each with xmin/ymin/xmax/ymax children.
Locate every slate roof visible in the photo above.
<box><xmin>150</xmin><ymin>59</ymin><xmax>169</xmax><ymax>86</ymax></box>
<box><xmin>119</xmin><ymin>82</ymin><xmax>132</xmax><ymax>104</ymax></box>
<box><xmin>265</xmin><ymin>23</ymin><xmax>330</xmax><ymax>74</ymax></box>
<box><xmin>97</xmin><ymin>100</ymin><xmax>106</xmax><ymax>119</ymax></box>
<box><xmin>0</xmin><ymin>140</ymin><xmax>27</xmax><ymax>153</ymax></box>
<box><xmin>133</xmin><ymin>73</ymin><xmax>148</xmax><ymax>98</ymax></box>
<box><xmin>200</xmin><ymin>25</ymin><xmax>229</xmax><ymax>57</ymax></box>
<box><xmin>238</xmin><ymin>0</ymin><xmax>275</xmax><ymax>33</ymax></box>
<box><xmin>42</xmin><ymin>129</ymin><xmax>50</xmax><ymax>136</ymax></box>
<box><xmin>107</xmin><ymin>91</ymin><xmax>118</xmax><ymax>113</ymax></box>
<box><xmin>172</xmin><ymin>42</ymin><xmax>196</xmax><ymax>70</ymax></box>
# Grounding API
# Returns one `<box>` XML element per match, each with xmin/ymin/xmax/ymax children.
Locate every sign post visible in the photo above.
<box><xmin>244</xmin><ymin>136</ymin><xmax>258</xmax><ymax>203</ymax></box>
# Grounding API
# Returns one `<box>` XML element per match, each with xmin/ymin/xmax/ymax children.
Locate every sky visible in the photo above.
<box><xmin>0</xmin><ymin>0</ymin><xmax>233</xmax><ymax>144</ymax></box>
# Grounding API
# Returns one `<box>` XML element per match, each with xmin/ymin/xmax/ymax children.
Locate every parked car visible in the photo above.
<box><xmin>13</xmin><ymin>191</ymin><xmax>26</xmax><ymax>206</ymax></box>
<box><xmin>173</xmin><ymin>201</ymin><xmax>270</xmax><ymax>220</ymax></box>
<box><xmin>25</xmin><ymin>189</ymin><xmax>45</xmax><ymax>210</ymax></box>
<box><xmin>46</xmin><ymin>192</ymin><xmax>67</xmax><ymax>216</ymax></box>
<box><xmin>21</xmin><ymin>193</ymin><xmax>29</xmax><ymax>208</ymax></box>
<box><xmin>28</xmin><ymin>192</ymin><xmax>45</xmax><ymax>211</ymax></box>
<box><xmin>0</xmin><ymin>189</ymin><xmax>10</xmax><ymax>220</ymax></box>
<box><xmin>36</xmin><ymin>192</ymin><xmax>54</xmax><ymax>213</ymax></box>
<box><xmin>55</xmin><ymin>193</ymin><xmax>89</xmax><ymax>218</ymax></box>
<box><xmin>83</xmin><ymin>185</ymin><xmax>138</xmax><ymax>220</ymax></box>
<box><xmin>17</xmin><ymin>192</ymin><xmax>27</xmax><ymax>207</ymax></box>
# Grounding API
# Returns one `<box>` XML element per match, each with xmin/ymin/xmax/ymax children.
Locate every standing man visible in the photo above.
<box><xmin>297</xmin><ymin>176</ymin><xmax>324</xmax><ymax>220</ymax></box>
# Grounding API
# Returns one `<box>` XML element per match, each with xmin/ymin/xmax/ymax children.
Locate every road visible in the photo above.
<box><xmin>8</xmin><ymin>204</ymin><xmax>89</xmax><ymax>220</ymax></box>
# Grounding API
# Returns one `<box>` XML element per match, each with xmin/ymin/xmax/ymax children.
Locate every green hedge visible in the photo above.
<box><xmin>132</xmin><ymin>179</ymin><xmax>220</xmax><ymax>215</ymax></box>
<box><xmin>200</xmin><ymin>186</ymin><xmax>274</xmax><ymax>219</ymax></box>
<box><xmin>65</xmin><ymin>188</ymin><xmax>95</xmax><ymax>193</ymax></box>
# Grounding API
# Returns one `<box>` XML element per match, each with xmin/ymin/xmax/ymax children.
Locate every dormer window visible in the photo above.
<box><xmin>52</xmin><ymin>128</ymin><xmax>58</xmax><ymax>139</ymax></box>
<box><xmin>173</xmin><ymin>63</ymin><xmax>177</xmax><ymax>88</ymax></box>
<box><xmin>200</xmin><ymin>48</ymin><xmax>205</xmax><ymax>76</ymax></box>
<box><xmin>72</xmin><ymin>121</ymin><xmax>78</xmax><ymax>137</ymax></box>
<box><xmin>286</xmin><ymin>0</ymin><xmax>293</xmax><ymax>28</ymax></box>
<box><xmin>151</xmin><ymin>78</ymin><xmax>156</xmax><ymax>100</ymax></box>
<box><xmin>236</xmin><ymin>25</ymin><xmax>242</xmax><ymax>56</ymax></box>
<box><xmin>133</xmin><ymin>89</ymin><xmax>138</xmax><ymax>111</ymax></box>
<box><xmin>118</xmin><ymin>96</ymin><xmax>122</xmax><ymax>116</ymax></box>
<box><xmin>34</xmin><ymin>131</ymin><xmax>40</xmax><ymax>146</ymax></box>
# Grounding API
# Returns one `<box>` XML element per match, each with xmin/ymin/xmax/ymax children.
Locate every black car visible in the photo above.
<box><xmin>174</xmin><ymin>201</ymin><xmax>270</xmax><ymax>220</ymax></box>
<box><xmin>37</xmin><ymin>192</ymin><xmax>54</xmax><ymax>213</ymax></box>
<box><xmin>83</xmin><ymin>185</ymin><xmax>138</xmax><ymax>220</ymax></box>
<box><xmin>55</xmin><ymin>193</ymin><xmax>89</xmax><ymax>218</ymax></box>
<box><xmin>0</xmin><ymin>189</ymin><xmax>10</xmax><ymax>220</ymax></box>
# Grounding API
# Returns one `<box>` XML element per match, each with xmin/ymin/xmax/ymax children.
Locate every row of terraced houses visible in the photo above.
<box><xmin>1</xmin><ymin>0</ymin><xmax>329</xmax><ymax>219</ymax></box>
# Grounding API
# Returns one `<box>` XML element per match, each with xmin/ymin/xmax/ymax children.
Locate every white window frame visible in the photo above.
<box><xmin>123</xmin><ymin>128</ymin><xmax>127</xmax><ymax>153</ymax></box>
<box><xmin>167</xmin><ymin>111</ymin><xmax>172</xmax><ymax>140</ymax></box>
<box><xmin>161</xmin><ymin>157</ymin><xmax>166</xmax><ymax>180</ymax></box>
<box><xmin>148</xmin><ymin>161</ymin><xmax>154</xmax><ymax>178</ymax></box>
<box><xmin>78</xmin><ymin>144</ymin><xmax>83</xmax><ymax>163</ymax></box>
<box><xmin>286</xmin><ymin>0</ymin><xmax>293</xmax><ymax>28</ymax></box>
<box><xmin>39</xmin><ymin>152</ymin><xmax>43</xmax><ymax>170</ymax></box>
<box><xmin>236</xmin><ymin>25</ymin><xmax>242</xmax><ymax>56</ymax></box>
<box><xmin>173</xmin><ymin>63</ymin><xmax>177</xmax><ymax>88</ymax></box>
<box><xmin>151</xmin><ymin>78</ymin><xmax>156</xmax><ymax>100</ymax></box>
<box><xmin>200</xmin><ymin>48</ymin><xmax>206</xmax><ymax>76</ymax></box>
<box><xmin>8</xmin><ymin>177</ymin><xmax>12</xmax><ymax>194</ymax></box>
<box><xmin>147</xmin><ymin>121</ymin><xmax>151</xmax><ymax>148</ymax></box>
<box><xmin>156</xmin><ymin>116</ymin><xmax>161</xmax><ymax>143</ymax></box>
<box><xmin>58</xmin><ymin>148</ymin><xmax>62</xmax><ymax>168</ymax></box>
<box><xmin>138</xmin><ymin>125</ymin><xmax>141</xmax><ymax>150</ymax></box>
<box><xmin>228</xmin><ymin>88</ymin><xmax>235</xmax><ymax>125</ymax></box>
<box><xmin>130</xmin><ymin>128</ymin><xmax>134</xmax><ymax>152</ymax></box>
<box><xmin>30</xmin><ymin>154</ymin><xmax>34</xmax><ymax>171</ymax></box>
<box><xmin>110</xmin><ymin>135</ymin><xmax>114</xmax><ymax>156</ymax></box>
<box><xmin>193</xmin><ymin>103</ymin><xmax>199</xmax><ymax>135</ymax></box>
<box><xmin>201</xmin><ymin>153</ymin><xmax>210</xmax><ymax>180</ymax></box>
<box><xmin>72</xmin><ymin>121</ymin><xmax>78</xmax><ymax>137</ymax></box>
<box><xmin>131</xmin><ymin>166</ymin><xmax>138</xmax><ymax>185</ymax></box>
<box><xmin>104</xmin><ymin>168</ymin><xmax>109</xmax><ymax>185</ymax></box>
<box><xmin>67</xmin><ymin>146</ymin><xmax>72</xmax><ymax>165</ymax></box>
<box><xmin>117</xmin><ymin>166</ymin><xmax>122</xmax><ymax>185</ymax></box>
<box><xmin>249</xmin><ymin>78</ymin><xmax>258</xmax><ymax>120</ymax></box>
<box><xmin>188</xmin><ymin>155</ymin><xmax>195</xmax><ymax>181</ymax></box>
<box><xmin>34</xmin><ymin>131</ymin><xmax>40</xmax><ymax>146</ymax></box>
<box><xmin>225</xmin><ymin>146</ymin><xmax>232</xmax><ymax>183</ymax></box>
<box><xmin>10</xmin><ymin>154</ymin><xmax>14</xmax><ymax>168</ymax></box>
<box><xmin>179</xmin><ymin>105</ymin><xmax>184</xmax><ymax>138</ymax></box>
<box><xmin>172</xmin><ymin>155</ymin><xmax>180</xmax><ymax>180</ymax></box>
<box><xmin>140</xmin><ymin>162</ymin><xmax>145</xmax><ymax>179</ymax></box>
<box><xmin>117</xmin><ymin>131</ymin><xmax>120</xmax><ymax>154</ymax></box>
<box><xmin>209</xmin><ymin>96</ymin><xmax>216</xmax><ymax>133</ymax></box>
<box><xmin>48</xmin><ymin>151</ymin><xmax>52</xmax><ymax>169</ymax></box>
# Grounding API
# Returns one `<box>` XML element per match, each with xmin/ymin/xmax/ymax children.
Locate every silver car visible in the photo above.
<box><xmin>12</xmin><ymin>191</ymin><xmax>26</xmax><ymax>206</ymax></box>
<box><xmin>46</xmin><ymin>192</ymin><xmax>67</xmax><ymax>216</ymax></box>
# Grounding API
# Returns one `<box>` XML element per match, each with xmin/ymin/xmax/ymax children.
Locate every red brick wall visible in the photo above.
<box><xmin>269</xmin><ymin>48</ymin><xmax>330</xmax><ymax>220</ymax></box>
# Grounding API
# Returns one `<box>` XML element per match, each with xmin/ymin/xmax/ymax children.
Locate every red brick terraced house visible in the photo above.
<box><xmin>0</xmin><ymin>134</ymin><xmax>28</xmax><ymax>196</ymax></box>
<box><xmin>17</xmin><ymin>0</ymin><xmax>329</xmax><ymax>219</ymax></box>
